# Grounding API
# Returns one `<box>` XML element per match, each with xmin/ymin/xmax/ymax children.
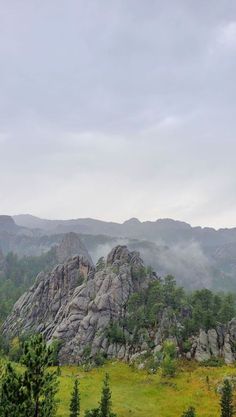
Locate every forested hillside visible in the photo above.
<box><xmin>0</xmin><ymin>249</ymin><xmax>57</xmax><ymax>323</ymax></box>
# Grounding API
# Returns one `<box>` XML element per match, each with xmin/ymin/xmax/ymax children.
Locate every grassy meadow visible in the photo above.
<box><xmin>56</xmin><ymin>361</ymin><xmax>236</xmax><ymax>417</ymax></box>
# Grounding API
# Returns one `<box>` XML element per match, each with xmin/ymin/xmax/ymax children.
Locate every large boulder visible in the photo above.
<box><xmin>194</xmin><ymin>330</ymin><xmax>211</xmax><ymax>362</ymax></box>
<box><xmin>208</xmin><ymin>329</ymin><xmax>220</xmax><ymax>357</ymax></box>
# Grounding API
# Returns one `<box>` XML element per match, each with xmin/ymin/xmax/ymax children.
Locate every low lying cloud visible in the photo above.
<box><xmin>154</xmin><ymin>241</ymin><xmax>213</xmax><ymax>289</ymax></box>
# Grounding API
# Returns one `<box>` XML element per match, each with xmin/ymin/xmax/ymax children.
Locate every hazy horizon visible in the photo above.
<box><xmin>3</xmin><ymin>212</ymin><xmax>236</xmax><ymax>231</ymax></box>
<box><xmin>1</xmin><ymin>1</ymin><xmax>236</xmax><ymax>228</ymax></box>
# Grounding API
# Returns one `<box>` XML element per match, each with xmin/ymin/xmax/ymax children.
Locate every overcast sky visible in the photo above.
<box><xmin>0</xmin><ymin>1</ymin><xmax>236</xmax><ymax>228</ymax></box>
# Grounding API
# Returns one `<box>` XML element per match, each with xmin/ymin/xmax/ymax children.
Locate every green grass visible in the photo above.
<box><xmin>56</xmin><ymin>361</ymin><xmax>236</xmax><ymax>417</ymax></box>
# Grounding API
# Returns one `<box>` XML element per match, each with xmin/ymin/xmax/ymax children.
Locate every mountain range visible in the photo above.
<box><xmin>1</xmin><ymin>214</ymin><xmax>236</xmax><ymax>290</ymax></box>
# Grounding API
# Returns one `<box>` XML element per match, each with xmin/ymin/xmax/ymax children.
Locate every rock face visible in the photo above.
<box><xmin>189</xmin><ymin>322</ymin><xmax>236</xmax><ymax>364</ymax></box>
<box><xmin>55</xmin><ymin>232</ymin><xmax>93</xmax><ymax>264</ymax></box>
<box><xmin>3</xmin><ymin>243</ymin><xmax>236</xmax><ymax>365</ymax></box>
<box><xmin>2</xmin><ymin>255</ymin><xmax>93</xmax><ymax>340</ymax></box>
<box><xmin>3</xmin><ymin>246</ymin><xmax>156</xmax><ymax>363</ymax></box>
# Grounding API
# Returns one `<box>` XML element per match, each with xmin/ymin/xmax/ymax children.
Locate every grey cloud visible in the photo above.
<box><xmin>154</xmin><ymin>241</ymin><xmax>213</xmax><ymax>289</ymax></box>
<box><xmin>0</xmin><ymin>1</ymin><xmax>236</xmax><ymax>226</ymax></box>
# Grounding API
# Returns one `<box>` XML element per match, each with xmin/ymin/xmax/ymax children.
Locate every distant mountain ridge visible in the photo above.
<box><xmin>0</xmin><ymin>215</ymin><xmax>19</xmax><ymax>233</ymax></box>
<box><xmin>0</xmin><ymin>213</ymin><xmax>234</xmax><ymax>291</ymax></box>
<box><xmin>13</xmin><ymin>214</ymin><xmax>236</xmax><ymax>245</ymax></box>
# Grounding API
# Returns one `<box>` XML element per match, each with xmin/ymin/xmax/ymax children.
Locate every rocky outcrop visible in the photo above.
<box><xmin>2</xmin><ymin>255</ymin><xmax>93</xmax><ymax>339</ymax></box>
<box><xmin>187</xmin><ymin>321</ymin><xmax>236</xmax><ymax>364</ymax></box>
<box><xmin>3</xmin><ymin>242</ymin><xmax>236</xmax><ymax>365</ymax></box>
<box><xmin>55</xmin><ymin>232</ymin><xmax>93</xmax><ymax>264</ymax></box>
<box><xmin>3</xmin><ymin>246</ymin><xmax>156</xmax><ymax>364</ymax></box>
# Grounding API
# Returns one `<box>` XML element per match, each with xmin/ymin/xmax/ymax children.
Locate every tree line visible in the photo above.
<box><xmin>117</xmin><ymin>274</ymin><xmax>236</xmax><ymax>348</ymax></box>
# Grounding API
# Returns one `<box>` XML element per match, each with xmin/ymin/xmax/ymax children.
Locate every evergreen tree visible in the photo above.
<box><xmin>70</xmin><ymin>379</ymin><xmax>80</xmax><ymax>417</ymax></box>
<box><xmin>100</xmin><ymin>373</ymin><xmax>112</xmax><ymax>417</ymax></box>
<box><xmin>221</xmin><ymin>379</ymin><xmax>234</xmax><ymax>417</ymax></box>
<box><xmin>162</xmin><ymin>354</ymin><xmax>177</xmax><ymax>377</ymax></box>
<box><xmin>0</xmin><ymin>363</ymin><xmax>29</xmax><ymax>417</ymax></box>
<box><xmin>161</xmin><ymin>341</ymin><xmax>177</xmax><ymax>377</ymax></box>
<box><xmin>85</xmin><ymin>374</ymin><xmax>116</xmax><ymax>417</ymax></box>
<box><xmin>96</xmin><ymin>257</ymin><xmax>105</xmax><ymax>271</ymax></box>
<box><xmin>182</xmin><ymin>406</ymin><xmax>196</xmax><ymax>417</ymax></box>
<box><xmin>21</xmin><ymin>334</ymin><xmax>58</xmax><ymax>417</ymax></box>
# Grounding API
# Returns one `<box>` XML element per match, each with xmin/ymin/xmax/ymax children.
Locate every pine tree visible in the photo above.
<box><xmin>0</xmin><ymin>362</ymin><xmax>32</xmax><ymax>417</ymax></box>
<box><xmin>221</xmin><ymin>379</ymin><xmax>234</xmax><ymax>417</ymax></box>
<box><xmin>100</xmin><ymin>373</ymin><xmax>116</xmax><ymax>417</ymax></box>
<box><xmin>161</xmin><ymin>342</ymin><xmax>177</xmax><ymax>377</ymax></box>
<box><xmin>84</xmin><ymin>373</ymin><xmax>116</xmax><ymax>417</ymax></box>
<box><xmin>69</xmin><ymin>379</ymin><xmax>80</xmax><ymax>417</ymax></box>
<box><xmin>21</xmin><ymin>334</ymin><xmax>58</xmax><ymax>417</ymax></box>
<box><xmin>100</xmin><ymin>373</ymin><xmax>112</xmax><ymax>417</ymax></box>
<box><xmin>182</xmin><ymin>406</ymin><xmax>196</xmax><ymax>417</ymax></box>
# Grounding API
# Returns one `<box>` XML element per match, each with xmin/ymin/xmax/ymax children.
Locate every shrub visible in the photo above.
<box><xmin>182</xmin><ymin>340</ymin><xmax>192</xmax><ymax>354</ymax></box>
<box><xmin>94</xmin><ymin>352</ymin><xmax>107</xmax><ymax>367</ymax></box>
<box><xmin>105</xmin><ymin>323</ymin><xmax>126</xmax><ymax>345</ymax></box>
<box><xmin>200</xmin><ymin>357</ymin><xmax>224</xmax><ymax>368</ymax></box>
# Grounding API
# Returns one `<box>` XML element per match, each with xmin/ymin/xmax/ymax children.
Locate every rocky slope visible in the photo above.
<box><xmin>2</xmin><ymin>246</ymin><xmax>156</xmax><ymax>363</ymax></box>
<box><xmin>3</xmin><ymin>244</ymin><xmax>236</xmax><ymax>365</ymax></box>
<box><xmin>2</xmin><ymin>255</ymin><xmax>93</xmax><ymax>342</ymax></box>
<box><xmin>191</xmin><ymin>325</ymin><xmax>236</xmax><ymax>364</ymax></box>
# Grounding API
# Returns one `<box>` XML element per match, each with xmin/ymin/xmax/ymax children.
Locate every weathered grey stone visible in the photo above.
<box><xmin>223</xmin><ymin>334</ymin><xmax>234</xmax><ymax>364</ymax></box>
<box><xmin>2</xmin><ymin>255</ymin><xmax>93</xmax><ymax>340</ymax></box>
<box><xmin>208</xmin><ymin>329</ymin><xmax>220</xmax><ymax>357</ymax></box>
<box><xmin>154</xmin><ymin>345</ymin><xmax>162</xmax><ymax>354</ymax></box>
<box><xmin>3</xmin><ymin>245</ymin><xmax>156</xmax><ymax>364</ymax></box>
<box><xmin>229</xmin><ymin>318</ymin><xmax>236</xmax><ymax>345</ymax></box>
<box><xmin>117</xmin><ymin>345</ymin><xmax>126</xmax><ymax>359</ymax></box>
<box><xmin>56</xmin><ymin>232</ymin><xmax>93</xmax><ymax>264</ymax></box>
<box><xmin>130</xmin><ymin>351</ymin><xmax>148</xmax><ymax>364</ymax></box>
<box><xmin>195</xmin><ymin>330</ymin><xmax>211</xmax><ymax>362</ymax></box>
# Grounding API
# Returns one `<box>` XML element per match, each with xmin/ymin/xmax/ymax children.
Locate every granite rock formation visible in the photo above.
<box><xmin>55</xmin><ymin>232</ymin><xmax>93</xmax><ymax>264</ymax></box>
<box><xmin>3</xmin><ymin>244</ymin><xmax>236</xmax><ymax>365</ymax></box>
<box><xmin>3</xmin><ymin>246</ymin><xmax>155</xmax><ymax>363</ymax></box>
